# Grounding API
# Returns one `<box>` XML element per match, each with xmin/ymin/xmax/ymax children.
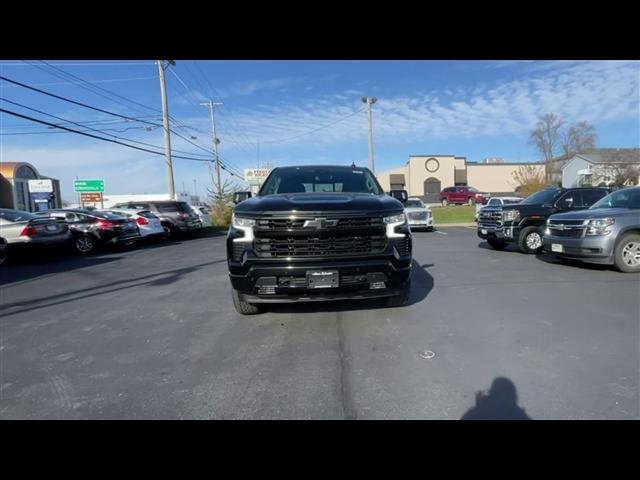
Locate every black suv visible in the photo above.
<box><xmin>227</xmin><ymin>165</ymin><xmax>412</xmax><ymax>315</ymax></box>
<box><xmin>477</xmin><ymin>187</ymin><xmax>610</xmax><ymax>254</ymax></box>
<box><xmin>112</xmin><ymin>200</ymin><xmax>201</xmax><ymax>238</ymax></box>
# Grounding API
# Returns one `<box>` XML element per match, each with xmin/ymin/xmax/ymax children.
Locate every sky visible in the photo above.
<box><xmin>1</xmin><ymin>60</ymin><xmax>638</xmax><ymax>202</ymax></box>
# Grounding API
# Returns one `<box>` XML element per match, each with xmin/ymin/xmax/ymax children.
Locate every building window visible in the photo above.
<box><xmin>15</xmin><ymin>165</ymin><xmax>38</xmax><ymax>179</ymax></box>
<box><xmin>425</xmin><ymin>158</ymin><xmax>440</xmax><ymax>173</ymax></box>
<box><xmin>15</xmin><ymin>181</ymin><xmax>27</xmax><ymax>210</ymax></box>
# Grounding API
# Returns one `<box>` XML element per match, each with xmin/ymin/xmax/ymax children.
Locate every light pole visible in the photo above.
<box><xmin>362</xmin><ymin>96</ymin><xmax>377</xmax><ymax>174</ymax></box>
<box><xmin>201</xmin><ymin>100</ymin><xmax>223</xmax><ymax>200</ymax></box>
<box><xmin>157</xmin><ymin>60</ymin><xmax>176</xmax><ymax>200</ymax></box>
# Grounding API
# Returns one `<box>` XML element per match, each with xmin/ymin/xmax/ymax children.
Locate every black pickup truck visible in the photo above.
<box><xmin>477</xmin><ymin>187</ymin><xmax>610</xmax><ymax>254</ymax></box>
<box><xmin>226</xmin><ymin>165</ymin><xmax>412</xmax><ymax>314</ymax></box>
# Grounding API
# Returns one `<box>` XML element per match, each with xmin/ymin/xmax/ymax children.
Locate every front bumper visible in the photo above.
<box><xmin>543</xmin><ymin>234</ymin><xmax>615</xmax><ymax>264</ymax></box>
<box><xmin>408</xmin><ymin>218</ymin><xmax>433</xmax><ymax>229</ymax></box>
<box><xmin>477</xmin><ymin>224</ymin><xmax>519</xmax><ymax>242</ymax></box>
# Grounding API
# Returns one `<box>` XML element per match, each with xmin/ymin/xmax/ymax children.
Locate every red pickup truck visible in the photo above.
<box><xmin>439</xmin><ymin>186</ymin><xmax>489</xmax><ymax>206</ymax></box>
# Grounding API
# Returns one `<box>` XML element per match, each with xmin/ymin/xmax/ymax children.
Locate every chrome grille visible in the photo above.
<box><xmin>478</xmin><ymin>209</ymin><xmax>502</xmax><ymax>228</ymax></box>
<box><xmin>547</xmin><ymin>220</ymin><xmax>585</xmax><ymax>238</ymax></box>
<box><xmin>254</xmin><ymin>235</ymin><xmax>387</xmax><ymax>258</ymax></box>
<box><xmin>407</xmin><ymin>211</ymin><xmax>427</xmax><ymax>221</ymax></box>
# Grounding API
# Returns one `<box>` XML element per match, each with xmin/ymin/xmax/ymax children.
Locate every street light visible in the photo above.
<box><xmin>361</xmin><ymin>96</ymin><xmax>378</xmax><ymax>173</ymax></box>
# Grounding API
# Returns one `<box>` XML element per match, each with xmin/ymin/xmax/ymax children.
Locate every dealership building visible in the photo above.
<box><xmin>377</xmin><ymin>155</ymin><xmax>545</xmax><ymax>203</ymax></box>
<box><xmin>0</xmin><ymin>162</ymin><xmax>62</xmax><ymax>212</ymax></box>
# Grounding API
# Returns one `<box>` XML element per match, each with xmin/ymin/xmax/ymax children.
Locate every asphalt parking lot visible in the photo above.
<box><xmin>1</xmin><ymin>227</ymin><xmax>638</xmax><ymax>419</ymax></box>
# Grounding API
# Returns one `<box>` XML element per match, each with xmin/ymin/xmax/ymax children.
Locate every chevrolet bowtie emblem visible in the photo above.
<box><xmin>303</xmin><ymin>218</ymin><xmax>338</xmax><ymax>229</ymax></box>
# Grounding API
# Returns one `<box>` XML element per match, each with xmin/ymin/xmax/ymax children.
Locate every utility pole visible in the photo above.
<box><xmin>157</xmin><ymin>60</ymin><xmax>176</xmax><ymax>200</ymax></box>
<box><xmin>201</xmin><ymin>100</ymin><xmax>223</xmax><ymax>200</ymax></box>
<box><xmin>361</xmin><ymin>96</ymin><xmax>378</xmax><ymax>174</ymax></box>
<box><xmin>257</xmin><ymin>139</ymin><xmax>260</xmax><ymax>169</ymax></box>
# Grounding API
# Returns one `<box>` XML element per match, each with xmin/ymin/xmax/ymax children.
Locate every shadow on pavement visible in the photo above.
<box><xmin>267</xmin><ymin>259</ymin><xmax>434</xmax><ymax>314</ymax></box>
<box><xmin>460</xmin><ymin>377</ymin><xmax>531</xmax><ymax>420</ymax></box>
<box><xmin>0</xmin><ymin>259</ymin><xmax>227</xmax><ymax>318</ymax></box>
<box><xmin>535</xmin><ymin>252</ymin><xmax>612</xmax><ymax>272</ymax></box>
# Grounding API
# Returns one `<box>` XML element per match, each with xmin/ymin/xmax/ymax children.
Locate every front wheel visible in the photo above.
<box><xmin>613</xmin><ymin>233</ymin><xmax>640</xmax><ymax>273</ymax></box>
<box><xmin>74</xmin><ymin>234</ymin><xmax>96</xmax><ymax>254</ymax></box>
<box><xmin>231</xmin><ymin>287</ymin><xmax>262</xmax><ymax>315</ymax></box>
<box><xmin>517</xmin><ymin>226</ymin><xmax>544</xmax><ymax>254</ymax></box>
<box><xmin>467</xmin><ymin>198</ymin><xmax>475</xmax><ymax>205</ymax></box>
<box><xmin>441</xmin><ymin>198</ymin><xmax>448</xmax><ymax>207</ymax></box>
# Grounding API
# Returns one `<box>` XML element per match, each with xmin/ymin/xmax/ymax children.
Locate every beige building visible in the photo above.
<box><xmin>377</xmin><ymin>155</ymin><xmax>545</xmax><ymax>203</ymax></box>
<box><xmin>0</xmin><ymin>162</ymin><xmax>62</xmax><ymax>212</ymax></box>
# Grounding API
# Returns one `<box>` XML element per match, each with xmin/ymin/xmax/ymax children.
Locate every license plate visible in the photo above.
<box><xmin>306</xmin><ymin>270</ymin><xmax>339</xmax><ymax>289</ymax></box>
<box><xmin>551</xmin><ymin>243</ymin><xmax>564</xmax><ymax>253</ymax></box>
<box><xmin>46</xmin><ymin>225</ymin><xmax>58</xmax><ymax>232</ymax></box>
<box><xmin>481</xmin><ymin>229</ymin><xmax>487</xmax><ymax>235</ymax></box>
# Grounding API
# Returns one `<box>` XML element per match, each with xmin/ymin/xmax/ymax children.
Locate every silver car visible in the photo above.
<box><xmin>0</xmin><ymin>208</ymin><xmax>72</xmax><ymax>262</ymax></box>
<box><xmin>543</xmin><ymin>187</ymin><xmax>640</xmax><ymax>273</ymax></box>
<box><xmin>404</xmin><ymin>197</ymin><xmax>433</xmax><ymax>231</ymax></box>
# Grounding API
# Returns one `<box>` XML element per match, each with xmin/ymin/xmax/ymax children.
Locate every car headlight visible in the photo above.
<box><xmin>502</xmin><ymin>210</ymin><xmax>520</xmax><ymax>222</ymax></box>
<box><xmin>384</xmin><ymin>213</ymin><xmax>406</xmax><ymax>224</ymax></box>
<box><xmin>232</xmin><ymin>214</ymin><xmax>255</xmax><ymax>228</ymax></box>
<box><xmin>231</xmin><ymin>214</ymin><xmax>255</xmax><ymax>242</ymax></box>
<box><xmin>384</xmin><ymin>213</ymin><xmax>406</xmax><ymax>238</ymax></box>
<box><xmin>585</xmin><ymin>218</ymin><xmax>614</xmax><ymax>236</ymax></box>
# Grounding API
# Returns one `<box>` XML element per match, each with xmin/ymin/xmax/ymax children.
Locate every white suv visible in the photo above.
<box><xmin>404</xmin><ymin>198</ymin><xmax>433</xmax><ymax>231</ymax></box>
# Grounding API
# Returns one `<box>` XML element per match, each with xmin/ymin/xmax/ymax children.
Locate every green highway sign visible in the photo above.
<box><xmin>74</xmin><ymin>179</ymin><xmax>104</xmax><ymax>193</ymax></box>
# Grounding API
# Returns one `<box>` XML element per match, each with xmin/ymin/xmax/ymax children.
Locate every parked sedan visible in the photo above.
<box><xmin>101</xmin><ymin>209</ymin><xmax>165</xmax><ymax>240</ymax></box>
<box><xmin>543</xmin><ymin>186</ymin><xmax>640</xmax><ymax>273</ymax></box>
<box><xmin>404</xmin><ymin>197</ymin><xmax>433</xmax><ymax>231</ymax></box>
<box><xmin>36</xmin><ymin>209</ymin><xmax>140</xmax><ymax>254</ymax></box>
<box><xmin>0</xmin><ymin>208</ymin><xmax>72</xmax><ymax>261</ymax></box>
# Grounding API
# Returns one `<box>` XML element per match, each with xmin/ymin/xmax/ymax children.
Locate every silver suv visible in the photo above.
<box><xmin>543</xmin><ymin>187</ymin><xmax>640</xmax><ymax>273</ymax></box>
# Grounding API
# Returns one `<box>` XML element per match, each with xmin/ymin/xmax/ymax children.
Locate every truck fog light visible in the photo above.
<box><xmin>544</xmin><ymin>228</ymin><xmax>550</xmax><ymax>235</ymax></box>
<box><xmin>370</xmin><ymin>281</ymin><xmax>386</xmax><ymax>290</ymax></box>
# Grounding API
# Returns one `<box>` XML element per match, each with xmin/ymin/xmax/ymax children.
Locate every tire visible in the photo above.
<box><xmin>467</xmin><ymin>198</ymin><xmax>475</xmax><ymax>205</ymax></box>
<box><xmin>231</xmin><ymin>287</ymin><xmax>262</xmax><ymax>315</ymax></box>
<box><xmin>487</xmin><ymin>238</ymin><xmax>508</xmax><ymax>250</ymax></box>
<box><xmin>518</xmin><ymin>226</ymin><xmax>544</xmax><ymax>254</ymax></box>
<box><xmin>74</xmin><ymin>234</ymin><xmax>96</xmax><ymax>254</ymax></box>
<box><xmin>441</xmin><ymin>198</ymin><xmax>448</xmax><ymax>207</ymax></box>
<box><xmin>613</xmin><ymin>233</ymin><xmax>640</xmax><ymax>273</ymax></box>
<box><xmin>386</xmin><ymin>279</ymin><xmax>411</xmax><ymax>308</ymax></box>
<box><xmin>0</xmin><ymin>241</ymin><xmax>7</xmax><ymax>266</ymax></box>
<box><xmin>162</xmin><ymin>223</ymin><xmax>176</xmax><ymax>239</ymax></box>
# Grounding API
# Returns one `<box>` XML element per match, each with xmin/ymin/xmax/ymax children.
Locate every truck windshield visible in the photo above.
<box><xmin>259</xmin><ymin>167</ymin><xmax>384</xmax><ymax>195</ymax></box>
<box><xmin>591</xmin><ymin>188</ymin><xmax>640</xmax><ymax>209</ymax></box>
<box><xmin>520</xmin><ymin>189</ymin><xmax>559</xmax><ymax>205</ymax></box>
<box><xmin>405</xmin><ymin>200</ymin><xmax>424</xmax><ymax>208</ymax></box>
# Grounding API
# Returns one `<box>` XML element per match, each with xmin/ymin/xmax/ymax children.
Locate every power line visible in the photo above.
<box><xmin>0</xmin><ymin>76</ymin><xmax>157</xmax><ymax>88</ymax></box>
<box><xmin>0</xmin><ymin>62</ymin><xmax>156</xmax><ymax>66</ymax></box>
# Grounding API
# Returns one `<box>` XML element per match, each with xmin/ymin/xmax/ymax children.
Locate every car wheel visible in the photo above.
<box><xmin>487</xmin><ymin>238</ymin><xmax>508</xmax><ymax>250</ymax></box>
<box><xmin>0</xmin><ymin>241</ymin><xmax>8</xmax><ymax>266</ymax></box>
<box><xmin>162</xmin><ymin>223</ymin><xmax>176</xmax><ymax>239</ymax></box>
<box><xmin>231</xmin><ymin>287</ymin><xmax>262</xmax><ymax>315</ymax></box>
<box><xmin>441</xmin><ymin>198</ymin><xmax>448</xmax><ymax>207</ymax></box>
<box><xmin>468</xmin><ymin>198</ymin><xmax>475</xmax><ymax>205</ymax></box>
<box><xmin>75</xmin><ymin>234</ymin><xmax>96</xmax><ymax>254</ymax></box>
<box><xmin>613</xmin><ymin>233</ymin><xmax>640</xmax><ymax>273</ymax></box>
<box><xmin>518</xmin><ymin>226</ymin><xmax>544</xmax><ymax>254</ymax></box>
<box><xmin>385</xmin><ymin>280</ymin><xmax>411</xmax><ymax>308</ymax></box>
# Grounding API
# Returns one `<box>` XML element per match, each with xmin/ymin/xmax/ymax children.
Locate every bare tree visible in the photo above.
<box><xmin>529</xmin><ymin>113</ymin><xmax>564</xmax><ymax>184</ymax></box>
<box><xmin>560</xmin><ymin>121</ymin><xmax>597</xmax><ymax>160</ymax></box>
<box><xmin>207</xmin><ymin>178</ymin><xmax>242</xmax><ymax>227</ymax></box>
<box><xmin>592</xmin><ymin>149</ymin><xmax>640</xmax><ymax>187</ymax></box>
<box><xmin>510</xmin><ymin>164</ymin><xmax>546</xmax><ymax>197</ymax></box>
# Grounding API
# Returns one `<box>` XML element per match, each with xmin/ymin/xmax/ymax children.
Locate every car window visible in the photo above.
<box><xmin>467</xmin><ymin>187</ymin><xmax>479</xmax><ymax>193</ymax></box>
<box><xmin>0</xmin><ymin>209</ymin><xmax>37</xmax><ymax>222</ymax></box>
<box><xmin>487</xmin><ymin>198</ymin><xmax>500</xmax><ymax>206</ymax></box>
<box><xmin>443</xmin><ymin>187</ymin><xmax>454</xmax><ymax>193</ymax></box>
<box><xmin>592</xmin><ymin>188</ymin><xmax>640</xmax><ymax>209</ymax></box>
<box><xmin>260</xmin><ymin>167</ymin><xmax>383</xmax><ymax>195</ymax></box>
<box><xmin>503</xmin><ymin>199</ymin><xmax>521</xmax><ymax>205</ymax></box>
<box><xmin>156</xmin><ymin>202</ymin><xmax>191</xmax><ymax>213</ymax></box>
<box><xmin>138</xmin><ymin>210</ymin><xmax>158</xmax><ymax>219</ymax></box>
<box><xmin>521</xmin><ymin>189</ymin><xmax>559</xmax><ymax>205</ymax></box>
<box><xmin>557</xmin><ymin>191</ymin><xmax>583</xmax><ymax>209</ymax></box>
<box><xmin>582</xmin><ymin>190</ymin><xmax>608</xmax><ymax>206</ymax></box>
<box><xmin>405</xmin><ymin>200</ymin><xmax>423</xmax><ymax>208</ymax></box>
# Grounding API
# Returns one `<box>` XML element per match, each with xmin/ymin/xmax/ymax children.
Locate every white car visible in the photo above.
<box><xmin>190</xmin><ymin>205</ymin><xmax>212</xmax><ymax>228</ymax></box>
<box><xmin>404</xmin><ymin>197</ymin><xmax>433</xmax><ymax>231</ymax></box>
<box><xmin>475</xmin><ymin>196</ymin><xmax>522</xmax><ymax>220</ymax></box>
<box><xmin>101</xmin><ymin>209</ymin><xmax>165</xmax><ymax>239</ymax></box>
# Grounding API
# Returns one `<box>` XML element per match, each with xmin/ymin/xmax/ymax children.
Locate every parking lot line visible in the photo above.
<box><xmin>434</xmin><ymin>230</ymin><xmax>448</xmax><ymax>235</ymax></box>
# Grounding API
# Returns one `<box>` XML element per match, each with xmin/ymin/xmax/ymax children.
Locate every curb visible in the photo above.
<box><xmin>433</xmin><ymin>223</ymin><xmax>477</xmax><ymax>227</ymax></box>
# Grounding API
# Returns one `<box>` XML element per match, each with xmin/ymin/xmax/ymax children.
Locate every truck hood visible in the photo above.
<box><xmin>549</xmin><ymin>208</ymin><xmax>637</xmax><ymax>221</ymax></box>
<box><xmin>234</xmin><ymin>193</ymin><xmax>404</xmax><ymax>216</ymax></box>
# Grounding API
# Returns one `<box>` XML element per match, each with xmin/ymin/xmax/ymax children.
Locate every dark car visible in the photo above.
<box><xmin>543</xmin><ymin>187</ymin><xmax>640</xmax><ymax>273</ymax></box>
<box><xmin>477</xmin><ymin>187</ymin><xmax>610</xmax><ymax>254</ymax></box>
<box><xmin>36</xmin><ymin>209</ymin><xmax>140</xmax><ymax>254</ymax></box>
<box><xmin>111</xmin><ymin>200</ymin><xmax>201</xmax><ymax>238</ymax></box>
<box><xmin>227</xmin><ymin>165</ymin><xmax>412</xmax><ymax>315</ymax></box>
<box><xmin>440</xmin><ymin>186</ymin><xmax>489</xmax><ymax>206</ymax></box>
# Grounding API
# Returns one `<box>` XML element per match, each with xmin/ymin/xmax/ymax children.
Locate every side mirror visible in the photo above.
<box><xmin>389</xmin><ymin>190</ymin><xmax>408</xmax><ymax>203</ymax></box>
<box><xmin>233</xmin><ymin>191</ymin><xmax>252</xmax><ymax>204</ymax></box>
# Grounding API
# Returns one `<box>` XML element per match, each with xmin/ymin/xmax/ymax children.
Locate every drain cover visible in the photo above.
<box><xmin>420</xmin><ymin>350</ymin><xmax>435</xmax><ymax>359</ymax></box>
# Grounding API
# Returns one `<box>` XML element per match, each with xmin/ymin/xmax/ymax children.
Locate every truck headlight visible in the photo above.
<box><xmin>502</xmin><ymin>210</ymin><xmax>520</xmax><ymax>222</ymax></box>
<box><xmin>585</xmin><ymin>218</ymin><xmax>614</xmax><ymax>236</ymax></box>
<box><xmin>231</xmin><ymin>214</ymin><xmax>255</xmax><ymax>242</ymax></box>
<box><xmin>384</xmin><ymin>213</ymin><xmax>407</xmax><ymax>238</ymax></box>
